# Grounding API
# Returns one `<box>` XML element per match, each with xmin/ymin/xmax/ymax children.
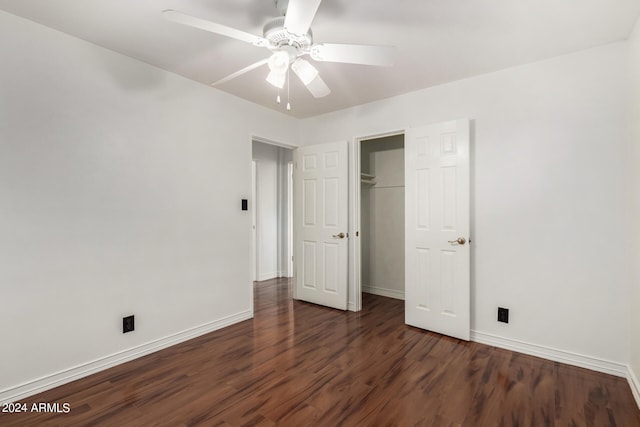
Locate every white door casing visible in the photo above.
<box><xmin>251</xmin><ymin>161</ymin><xmax>257</xmax><ymax>282</ymax></box>
<box><xmin>405</xmin><ymin>119</ymin><xmax>470</xmax><ymax>340</ymax></box>
<box><xmin>287</xmin><ymin>162</ymin><xmax>294</xmax><ymax>278</ymax></box>
<box><xmin>294</xmin><ymin>141</ymin><xmax>349</xmax><ymax>310</ymax></box>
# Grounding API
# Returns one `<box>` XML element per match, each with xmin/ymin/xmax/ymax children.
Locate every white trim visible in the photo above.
<box><xmin>348</xmin><ymin>138</ymin><xmax>361</xmax><ymax>312</ymax></box>
<box><xmin>471</xmin><ymin>331</ymin><xmax>627</xmax><ymax>377</ymax></box>
<box><xmin>257</xmin><ymin>272</ymin><xmax>279</xmax><ymax>281</ymax></box>
<box><xmin>628</xmin><ymin>365</ymin><xmax>640</xmax><ymax>409</ymax></box>
<box><xmin>251</xmin><ymin>135</ymin><xmax>297</xmax><ymax>150</ymax></box>
<box><xmin>362</xmin><ymin>285</ymin><xmax>405</xmax><ymax>300</ymax></box>
<box><xmin>251</xmin><ymin>160</ymin><xmax>257</xmax><ymax>284</ymax></box>
<box><xmin>274</xmin><ymin>272</ymin><xmax>293</xmax><ymax>279</ymax></box>
<box><xmin>287</xmin><ymin>161</ymin><xmax>294</xmax><ymax>278</ymax></box>
<box><xmin>0</xmin><ymin>310</ymin><xmax>252</xmax><ymax>405</ymax></box>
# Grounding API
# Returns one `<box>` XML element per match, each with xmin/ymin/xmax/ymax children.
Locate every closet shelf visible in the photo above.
<box><xmin>361</xmin><ymin>172</ymin><xmax>376</xmax><ymax>185</ymax></box>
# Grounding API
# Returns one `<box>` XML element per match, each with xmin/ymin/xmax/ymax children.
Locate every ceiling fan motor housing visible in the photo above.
<box><xmin>263</xmin><ymin>16</ymin><xmax>313</xmax><ymax>50</ymax></box>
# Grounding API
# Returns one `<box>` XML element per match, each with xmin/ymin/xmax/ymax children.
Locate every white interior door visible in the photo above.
<box><xmin>294</xmin><ymin>141</ymin><xmax>348</xmax><ymax>310</ymax></box>
<box><xmin>405</xmin><ymin>119</ymin><xmax>470</xmax><ymax>340</ymax></box>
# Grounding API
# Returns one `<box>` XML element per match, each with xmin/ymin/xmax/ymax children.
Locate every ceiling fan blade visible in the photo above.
<box><xmin>283</xmin><ymin>0</ymin><xmax>322</xmax><ymax>36</ymax></box>
<box><xmin>163</xmin><ymin>9</ymin><xmax>269</xmax><ymax>46</ymax></box>
<box><xmin>303</xmin><ymin>74</ymin><xmax>331</xmax><ymax>98</ymax></box>
<box><xmin>211</xmin><ymin>58</ymin><xmax>269</xmax><ymax>86</ymax></box>
<box><xmin>310</xmin><ymin>43</ymin><xmax>396</xmax><ymax>67</ymax></box>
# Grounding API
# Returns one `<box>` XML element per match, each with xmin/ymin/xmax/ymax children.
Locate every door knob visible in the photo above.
<box><xmin>448</xmin><ymin>237</ymin><xmax>466</xmax><ymax>245</ymax></box>
<box><xmin>332</xmin><ymin>232</ymin><xmax>346</xmax><ymax>239</ymax></box>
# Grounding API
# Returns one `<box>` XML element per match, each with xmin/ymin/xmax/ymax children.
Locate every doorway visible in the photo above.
<box><xmin>359</xmin><ymin>134</ymin><xmax>406</xmax><ymax>306</ymax></box>
<box><xmin>252</xmin><ymin>140</ymin><xmax>294</xmax><ymax>283</ymax></box>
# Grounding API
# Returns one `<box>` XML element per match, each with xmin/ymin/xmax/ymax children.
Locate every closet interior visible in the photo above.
<box><xmin>360</xmin><ymin>134</ymin><xmax>405</xmax><ymax>302</ymax></box>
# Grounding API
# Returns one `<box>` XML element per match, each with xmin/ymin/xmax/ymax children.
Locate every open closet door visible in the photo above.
<box><xmin>405</xmin><ymin>119</ymin><xmax>470</xmax><ymax>340</ymax></box>
<box><xmin>293</xmin><ymin>141</ymin><xmax>348</xmax><ymax>310</ymax></box>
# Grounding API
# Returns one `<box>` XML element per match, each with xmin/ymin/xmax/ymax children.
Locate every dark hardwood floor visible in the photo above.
<box><xmin>2</xmin><ymin>277</ymin><xmax>639</xmax><ymax>426</ymax></box>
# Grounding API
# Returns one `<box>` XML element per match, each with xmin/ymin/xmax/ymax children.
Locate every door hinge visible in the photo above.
<box><xmin>356</xmin><ymin>231</ymin><xmax>359</xmax><ymax>237</ymax></box>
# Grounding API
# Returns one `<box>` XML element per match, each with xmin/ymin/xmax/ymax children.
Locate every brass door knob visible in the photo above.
<box><xmin>332</xmin><ymin>232</ymin><xmax>346</xmax><ymax>239</ymax></box>
<box><xmin>448</xmin><ymin>237</ymin><xmax>466</xmax><ymax>245</ymax></box>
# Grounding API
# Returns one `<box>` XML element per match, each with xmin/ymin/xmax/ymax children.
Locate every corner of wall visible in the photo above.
<box><xmin>628</xmin><ymin>12</ymin><xmax>640</xmax><ymax>410</ymax></box>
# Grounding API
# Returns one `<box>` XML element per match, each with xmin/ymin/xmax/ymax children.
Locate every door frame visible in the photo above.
<box><xmin>287</xmin><ymin>161</ymin><xmax>294</xmax><ymax>277</ymax></box>
<box><xmin>249</xmin><ymin>136</ymin><xmax>297</xmax><ymax>306</ymax></box>
<box><xmin>350</xmin><ymin>129</ymin><xmax>406</xmax><ymax>312</ymax></box>
<box><xmin>251</xmin><ymin>160</ymin><xmax>258</xmax><ymax>282</ymax></box>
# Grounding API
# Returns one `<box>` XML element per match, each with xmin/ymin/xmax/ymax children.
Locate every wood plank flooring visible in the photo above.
<box><xmin>1</xmin><ymin>277</ymin><xmax>639</xmax><ymax>426</ymax></box>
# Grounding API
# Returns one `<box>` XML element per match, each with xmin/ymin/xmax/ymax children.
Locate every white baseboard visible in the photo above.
<box><xmin>628</xmin><ymin>365</ymin><xmax>640</xmax><ymax>409</ymax></box>
<box><xmin>0</xmin><ymin>310</ymin><xmax>252</xmax><ymax>405</ymax></box>
<box><xmin>276</xmin><ymin>271</ymin><xmax>293</xmax><ymax>279</ymax></box>
<box><xmin>471</xmin><ymin>330</ymin><xmax>627</xmax><ymax>378</ymax></box>
<box><xmin>362</xmin><ymin>285</ymin><xmax>405</xmax><ymax>300</ymax></box>
<box><xmin>257</xmin><ymin>272</ymin><xmax>278</xmax><ymax>281</ymax></box>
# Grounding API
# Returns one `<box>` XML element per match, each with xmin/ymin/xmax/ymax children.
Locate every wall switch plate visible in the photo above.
<box><xmin>241</xmin><ymin>199</ymin><xmax>248</xmax><ymax>211</ymax></box>
<box><xmin>497</xmin><ymin>307</ymin><xmax>509</xmax><ymax>323</ymax></box>
<box><xmin>123</xmin><ymin>315</ymin><xmax>135</xmax><ymax>333</ymax></box>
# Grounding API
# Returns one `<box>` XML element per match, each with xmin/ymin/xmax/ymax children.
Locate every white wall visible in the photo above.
<box><xmin>361</xmin><ymin>136</ymin><xmax>405</xmax><ymax>299</ymax></box>
<box><xmin>629</xmin><ymin>16</ymin><xmax>640</xmax><ymax>405</ymax></box>
<box><xmin>301</xmin><ymin>41</ymin><xmax>633</xmax><ymax>371</ymax></box>
<box><xmin>0</xmin><ymin>11</ymin><xmax>298</xmax><ymax>403</ymax></box>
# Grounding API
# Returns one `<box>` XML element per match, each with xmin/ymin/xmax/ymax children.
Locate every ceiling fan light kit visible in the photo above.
<box><xmin>162</xmin><ymin>0</ymin><xmax>396</xmax><ymax>110</ymax></box>
<box><xmin>266</xmin><ymin>70</ymin><xmax>286</xmax><ymax>89</ymax></box>
<box><xmin>291</xmin><ymin>58</ymin><xmax>318</xmax><ymax>85</ymax></box>
<box><xmin>267</xmin><ymin>50</ymin><xmax>290</xmax><ymax>73</ymax></box>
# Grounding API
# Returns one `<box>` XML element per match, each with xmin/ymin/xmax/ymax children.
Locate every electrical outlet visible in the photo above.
<box><xmin>497</xmin><ymin>307</ymin><xmax>509</xmax><ymax>323</ymax></box>
<box><xmin>123</xmin><ymin>315</ymin><xmax>135</xmax><ymax>333</ymax></box>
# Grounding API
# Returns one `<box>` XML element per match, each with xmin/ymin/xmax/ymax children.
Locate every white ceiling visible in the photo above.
<box><xmin>1</xmin><ymin>0</ymin><xmax>639</xmax><ymax>118</ymax></box>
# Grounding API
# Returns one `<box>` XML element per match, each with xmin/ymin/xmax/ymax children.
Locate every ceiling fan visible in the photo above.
<box><xmin>163</xmin><ymin>0</ymin><xmax>396</xmax><ymax>101</ymax></box>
